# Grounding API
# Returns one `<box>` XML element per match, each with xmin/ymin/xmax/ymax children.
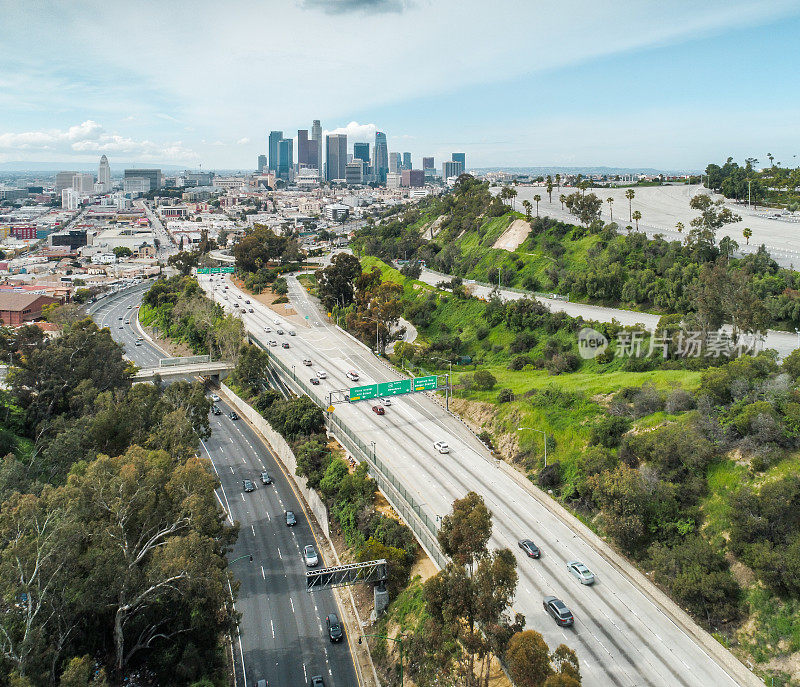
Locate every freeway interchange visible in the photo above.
<box><xmin>88</xmin><ymin>285</ymin><xmax>359</xmax><ymax>687</ymax></box>
<box><xmin>200</xmin><ymin>271</ymin><xmax>758</xmax><ymax>687</ymax></box>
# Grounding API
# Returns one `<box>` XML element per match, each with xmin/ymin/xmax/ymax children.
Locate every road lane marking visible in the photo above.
<box><xmin>290</xmin><ymin>597</ymin><xmax>295</xmax><ymax>613</ymax></box>
<box><xmin>251</xmin><ymin>525</ymin><xmax>255</xmax><ymax>536</ymax></box>
<box><xmin>261</xmin><ymin>566</ymin><xmax>265</xmax><ymax>580</ymax></box>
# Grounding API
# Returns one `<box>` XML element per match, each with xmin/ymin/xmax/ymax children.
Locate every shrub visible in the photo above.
<box><xmin>497</xmin><ymin>388</ymin><xmax>514</xmax><ymax>403</ymax></box>
<box><xmin>472</xmin><ymin>370</ymin><xmax>497</xmax><ymax>391</ymax></box>
<box><xmin>589</xmin><ymin>415</ymin><xmax>632</xmax><ymax>448</ymax></box>
<box><xmin>509</xmin><ymin>354</ymin><xmax>534</xmax><ymax>371</ymax></box>
<box><xmin>537</xmin><ymin>462</ymin><xmax>562</xmax><ymax>489</ymax></box>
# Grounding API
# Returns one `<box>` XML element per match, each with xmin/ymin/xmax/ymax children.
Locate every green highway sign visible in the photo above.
<box><xmin>222</xmin><ymin>266</ymin><xmax>235</xmax><ymax>273</ymax></box>
<box><xmin>349</xmin><ymin>384</ymin><xmax>378</xmax><ymax>402</ymax></box>
<box><xmin>197</xmin><ymin>268</ymin><xmax>210</xmax><ymax>274</ymax></box>
<box><xmin>198</xmin><ymin>266</ymin><xmax>235</xmax><ymax>274</ymax></box>
<box><xmin>413</xmin><ymin>375</ymin><xmax>438</xmax><ymax>391</ymax></box>
<box><xmin>377</xmin><ymin>379</ymin><xmax>412</xmax><ymax>396</ymax></box>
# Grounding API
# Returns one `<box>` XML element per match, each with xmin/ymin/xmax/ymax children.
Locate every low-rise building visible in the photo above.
<box><xmin>0</xmin><ymin>292</ymin><xmax>61</xmax><ymax>325</ymax></box>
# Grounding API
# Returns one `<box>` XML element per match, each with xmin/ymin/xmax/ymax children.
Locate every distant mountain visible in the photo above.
<box><xmin>0</xmin><ymin>161</ymin><xmax>191</xmax><ymax>173</ymax></box>
<box><xmin>470</xmin><ymin>165</ymin><xmax>698</xmax><ymax>176</ymax></box>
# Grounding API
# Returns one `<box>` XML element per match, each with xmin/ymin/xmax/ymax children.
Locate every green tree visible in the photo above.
<box><xmin>625</xmin><ymin>188</ymin><xmax>635</xmax><ymax>221</ymax></box>
<box><xmin>522</xmin><ymin>200</ymin><xmax>532</xmax><ymax>220</ymax></box>
<box><xmin>631</xmin><ymin>210</ymin><xmax>642</xmax><ymax>231</ymax></box>
<box><xmin>564</xmin><ymin>192</ymin><xmax>602</xmax><ymax>228</ymax></box>
<box><xmin>437</xmin><ymin>491</ymin><xmax>492</xmax><ymax>569</ymax></box>
<box><xmin>113</xmin><ymin>246</ymin><xmax>133</xmax><ymax>259</ymax></box>
<box><xmin>506</xmin><ymin>630</ymin><xmax>553</xmax><ymax>687</ymax></box>
<box><xmin>533</xmin><ymin>194</ymin><xmax>541</xmax><ymax>218</ymax></box>
<box><xmin>742</xmin><ymin>227</ymin><xmax>752</xmax><ymax>245</ymax></box>
<box><xmin>315</xmin><ymin>252</ymin><xmax>363</xmax><ymax>311</ymax></box>
<box><xmin>606</xmin><ymin>197</ymin><xmax>614</xmax><ymax>221</ymax></box>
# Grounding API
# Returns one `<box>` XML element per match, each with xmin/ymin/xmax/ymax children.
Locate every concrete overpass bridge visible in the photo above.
<box><xmin>133</xmin><ymin>355</ymin><xmax>233</xmax><ymax>382</ymax></box>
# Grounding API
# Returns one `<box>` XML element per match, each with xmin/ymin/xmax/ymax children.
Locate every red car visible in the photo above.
<box><xmin>372</xmin><ymin>405</ymin><xmax>385</xmax><ymax>415</ymax></box>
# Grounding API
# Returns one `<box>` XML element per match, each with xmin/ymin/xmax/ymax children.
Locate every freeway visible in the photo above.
<box><xmin>201</xmin><ymin>271</ymin><xmax>759</xmax><ymax>687</ymax></box>
<box><xmin>88</xmin><ymin>286</ymin><xmax>359</xmax><ymax>687</ymax></box>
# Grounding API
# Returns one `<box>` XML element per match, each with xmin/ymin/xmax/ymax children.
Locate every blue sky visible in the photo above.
<box><xmin>1</xmin><ymin>0</ymin><xmax>798</xmax><ymax>170</ymax></box>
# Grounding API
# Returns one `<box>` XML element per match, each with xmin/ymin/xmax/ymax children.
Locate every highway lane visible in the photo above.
<box><xmin>89</xmin><ymin>284</ymin><xmax>359</xmax><ymax>687</ymax></box>
<box><xmin>201</xmin><ymin>272</ymin><xmax>757</xmax><ymax>687</ymax></box>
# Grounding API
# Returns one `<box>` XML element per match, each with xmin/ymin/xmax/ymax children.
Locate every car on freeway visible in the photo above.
<box><xmin>211</xmin><ymin>405</ymin><xmax>221</xmax><ymax>415</ymax></box>
<box><xmin>543</xmin><ymin>596</ymin><xmax>574</xmax><ymax>627</ymax></box>
<box><xmin>372</xmin><ymin>405</ymin><xmax>385</xmax><ymax>415</ymax></box>
<box><xmin>118</xmin><ymin>316</ymin><xmax>123</xmax><ymax>320</ymax></box>
<box><xmin>136</xmin><ymin>337</ymin><xmax>144</xmax><ymax>342</ymax></box>
<box><xmin>248</xmin><ymin>308</ymin><xmax>254</xmax><ymax>313</ymax></box>
<box><xmin>433</xmin><ymin>440</ymin><xmax>450</xmax><ymax>454</ymax></box>
<box><xmin>269</xmin><ymin>340</ymin><xmax>277</xmax><ymax>347</ymax></box>
<box><xmin>134</xmin><ymin>341</ymin><xmax>142</xmax><ymax>346</ymax></box>
<box><xmin>326</xmin><ymin>613</ymin><xmax>343</xmax><ymax>642</ymax></box>
<box><xmin>310</xmin><ymin>676</ymin><xmax>325</xmax><ymax>687</ymax></box>
<box><xmin>127</xmin><ymin>305</ymin><xmax>132</xmax><ymax>309</ymax></box>
<box><xmin>273</xmin><ymin>318</ymin><xmax>280</xmax><ymax>324</ymax></box>
<box><xmin>243</xmin><ymin>479</ymin><xmax>255</xmax><ymax>493</ymax></box>
<box><xmin>276</xmin><ymin>328</ymin><xmax>284</xmax><ymax>335</ymax></box>
<box><xmin>224</xmin><ymin>285</ymin><xmax>229</xmax><ymax>289</ymax></box>
<box><xmin>303</xmin><ymin>358</ymin><xmax>312</xmax><ymax>366</ymax></box>
<box><xmin>211</xmin><ymin>393</ymin><xmax>220</xmax><ymax>402</ymax></box>
<box><xmin>567</xmin><ymin>561</ymin><xmax>595</xmax><ymax>585</ymax></box>
<box><xmin>228</xmin><ymin>411</ymin><xmax>239</xmax><ymax>421</ymax></box>
<box><xmin>285</xmin><ymin>510</ymin><xmax>297</xmax><ymax>526</ymax></box>
<box><xmin>346</xmin><ymin>370</ymin><xmax>360</xmax><ymax>381</ymax></box>
<box><xmin>282</xmin><ymin>342</ymin><xmax>290</xmax><ymax>349</ymax></box>
<box><xmin>518</xmin><ymin>539</ymin><xmax>541</xmax><ymax>558</ymax></box>
<box><xmin>303</xmin><ymin>544</ymin><xmax>319</xmax><ymax>567</ymax></box>
<box><xmin>245</xmin><ymin>299</ymin><xmax>250</xmax><ymax>304</ymax></box>
<box><xmin>288</xmin><ymin>329</ymin><xmax>296</xmax><ymax>336</ymax></box>
<box><xmin>260</xmin><ymin>471</ymin><xmax>272</xmax><ymax>485</ymax></box>
<box><xmin>310</xmin><ymin>377</ymin><xmax>320</xmax><ymax>385</ymax></box>
<box><xmin>316</xmin><ymin>370</ymin><xmax>327</xmax><ymax>379</ymax></box>
<box><xmin>380</xmin><ymin>397</ymin><xmax>392</xmax><ymax>406</ymax></box>
<box><xmin>264</xmin><ymin>326</ymin><xmax>271</xmax><ymax>332</ymax></box>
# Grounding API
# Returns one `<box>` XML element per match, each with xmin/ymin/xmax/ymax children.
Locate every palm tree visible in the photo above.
<box><xmin>559</xmin><ymin>194</ymin><xmax>566</xmax><ymax>210</ymax></box>
<box><xmin>675</xmin><ymin>221</ymin><xmax>684</xmax><ymax>236</ymax></box>
<box><xmin>632</xmin><ymin>210</ymin><xmax>642</xmax><ymax>231</ymax></box>
<box><xmin>555</xmin><ymin>173</ymin><xmax>561</xmax><ymax>191</ymax></box>
<box><xmin>546</xmin><ymin>180</ymin><xmax>554</xmax><ymax>203</ymax></box>
<box><xmin>743</xmin><ymin>227</ymin><xmax>752</xmax><ymax>245</ymax></box>
<box><xmin>508</xmin><ymin>187</ymin><xmax>517</xmax><ymax>209</ymax></box>
<box><xmin>625</xmin><ymin>189</ymin><xmax>635</xmax><ymax>221</ymax></box>
<box><xmin>768</xmin><ymin>153</ymin><xmax>774</xmax><ymax>168</ymax></box>
<box><xmin>522</xmin><ymin>199</ymin><xmax>532</xmax><ymax>220</ymax></box>
<box><xmin>720</xmin><ymin>236</ymin><xmax>739</xmax><ymax>259</ymax></box>
<box><xmin>606</xmin><ymin>197</ymin><xmax>614</xmax><ymax>221</ymax></box>
<box><xmin>533</xmin><ymin>194</ymin><xmax>541</xmax><ymax>217</ymax></box>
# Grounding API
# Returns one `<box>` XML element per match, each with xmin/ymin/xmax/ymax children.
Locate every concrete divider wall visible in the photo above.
<box><xmin>220</xmin><ymin>383</ymin><xmax>329</xmax><ymax>537</ymax></box>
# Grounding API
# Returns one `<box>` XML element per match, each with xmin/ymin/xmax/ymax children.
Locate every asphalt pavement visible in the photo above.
<box><xmin>88</xmin><ymin>285</ymin><xmax>359</xmax><ymax>687</ymax></box>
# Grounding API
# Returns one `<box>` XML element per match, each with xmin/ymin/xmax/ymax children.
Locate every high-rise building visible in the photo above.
<box><xmin>257</xmin><ymin>154</ymin><xmax>267</xmax><ymax>173</ymax></box>
<box><xmin>297</xmin><ymin>129</ymin><xmax>310</xmax><ymax>166</ymax></box>
<box><xmin>442</xmin><ymin>160</ymin><xmax>464</xmax><ymax>180</ymax></box>
<box><xmin>353</xmin><ymin>142</ymin><xmax>370</xmax><ymax>164</ymax></box>
<box><xmin>72</xmin><ymin>173</ymin><xmax>95</xmax><ymax>194</ymax></box>
<box><xmin>277</xmin><ymin>138</ymin><xmax>293</xmax><ymax>180</ymax></box>
<box><xmin>452</xmin><ymin>152</ymin><xmax>466</xmax><ymax>170</ymax></box>
<box><xmin>311</xmin><ymin>120</ymin><xmax>323</xmax><ymax>172</ymax></box>
<box><xmin>386</xmin><ymin>172</ymin><xmax>402</xmax><ymax>189</ymax></box>
<box><xmin>268</xmin><ymin>130</ymin><xmax>283</xmax><ymax>172</ymax></box>
<box><xmin>372</xmin><ymin>131</ymin><xmax>388</xmax><ymax>183</ymax></box>
<box><xmin>124</xmin><ymin>168</ymin><xmax>161</xmax><ymax>192</ymax></box>
<box><xmin>325</xmin><ymin>134</ymin><xmax>348</xmax><ymax>181</ymax></box>
<box><xmin>55</xmin><ymin>171</ymin><xmax>77</xmax><ymax>193</ymax></box>
<box><xmin>97</xmin><ymin>155</ymin><xmax>111</xmax><ymax>191</ymax></box>
<box><xmin>402</xmin><ymin>152</ymin><xmax>412</xmax><ymax>170</ymax></box>
<box><xmin>422</xmin><ymin>157</ymin><xmax>435</xmax><ymax>170</ymax></box>
<box><xmin>388</xmin><ymin>152</ymin><xmax>401</xmax><ymax>174</ymax></box>
<box><xmin>401</xmin><ymin>169</ymin><xmax>425</xmax><ymax>187</ymax></box>
<box><xmin>345</xmin><ymin>160</ymin><xmax>365</xmax><ymax>185</ymax></box>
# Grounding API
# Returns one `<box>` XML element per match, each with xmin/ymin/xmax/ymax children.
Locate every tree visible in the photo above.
<box><xmin>631</xmin><ymin>210</ymin><xmax>642</xmax><ymax>231</ymax></box>
<box><xmin>437</xmin><ymin>491</ymin><xmax>492</xmax><ymax>569</ymax></box>
<box><xmin>316</xmin><ymin>252</ymin><xmax>362</xmax><ymax>311</ymax></box>
<box><xmin>555</xmin><ymin>173</ymin><xmax>561</xmax><ymax>190</ymax></box>
<box><xmin>113</xmin><ymin>246</ymin><xmax>132</xmax><ymax>259</ymax></box>
<box><xmin>743</xmin><ymin>227</ymin><xmax>752</xmax><ymax>245</ymax></box>
<box><xmin>533</xmin><ymin>194</ymin><xmax>541</xmax><ymax>218</ymax></box>
<box><xmin>675</xmin><ymin>221</ymin><xmax>684</xmax><ymax>237</ymax></box>
<box><xmin>506</xmin><ymin>631</ymin><xmax>553</xmax><ymax>687</ymax></box>
<box><xmin>719</xmin><ymin>235</ymin><xmax>739</xmax><ymax>259</ymax></box>
<box><xmin>625</xmin><ymin>188</ymin><xmax>635</xmax><ymax>221</ymax></box>
<box><xmin>688</xmin><ymin>194</ymin><xmax>741</xmax><ymax>247</ymax></box>
<box><xmin>558</xmin><ymin>194</ymin><xmax>566</xmax><ymax>210</ymax></box>
<box><xmin>564</xmin><ymin>192</ymin><xmax>602</xmax><ymax>228</ymax></box>
<box><xmin>167</xmin><ymin>250</ymin><xmax>199</xmax><ymax>276</ymax></box>
<box><xmin>606</xmin><ymin>197</ymin><xmax>613</xmax><ymax>221</ymax></box>
<box><xmin>522</xmin><ymin>200</ymin><xmax>532</xmax><ymax>220</ymax></box>
<box><xmin>546</xmin><ymin>179</ymin><xmax>553</xmax><ymax>203</ymax></box>
<box><xmin>231</xmin><ymin>344</ymin><xmax>269</xmax><ymax>397</ymax></box>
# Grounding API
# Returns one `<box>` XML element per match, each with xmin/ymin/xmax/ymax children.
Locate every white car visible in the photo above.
<box><xmin>264</xmin><ymin>326</ymin><xmax>271</xmax><ymax>332</ymax></box>
<box><xmin>566</xmin><ymin>561</ymin><xmax>595</xmax><ymax>585</ymax></box>
<box><xmin>274</xmin><ymin>318</ymin><xmax>280</xmax><ymax>324</ymax></box>
<box><xmin>210</xmin><ymin>393</ymin><xmax>220</xmax><ymax>402</ymax></box>
<box><xmin>303</xmin><ymin>544</ymin><xmax>319</xmax><ymax>567</ymax></box>
<box><xmin>434</xmin><ymin>441</ymin><xmax>449</xmax><ymax>454</ymax></box>
<box><xmin>316</xmin><ymin>370</ymin><xmax>328</xmax><ymax>379</ymax></box>
<box><xmin>346</xmin><ymin>370</ymin><xmax>360</xmax><ymax>381</ymax></box>
<box><xmin>380</xmin><ymin>397</ymin><xmax>392</xmax><ymax>406</ymax></box>
<box><xmin>269</xmin><ymin>340</ymin><xmax>277</xmax><ymax>347</ymax></box>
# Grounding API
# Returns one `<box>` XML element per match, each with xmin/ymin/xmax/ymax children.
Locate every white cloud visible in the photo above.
<box><xmin>0</xmin><ymin>120</ymin><xmax>199</xmax><ymax>162</ymax></box>
<box><xmin>236</xmin><ymin>137</ymin><xmax>251</xmax><ymax>145</ymax></box>
<box><xmin>325</xmin><ymin>122</ymin><xmax>378</xmax><ymax>143</ymax></box>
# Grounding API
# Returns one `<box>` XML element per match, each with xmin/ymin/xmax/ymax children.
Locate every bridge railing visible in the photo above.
<box><xmin>159</xmin><ymin>355</ymin><xmax>211</xmax><ymax>367</ymax></box>
<box><xmin>252</xmin><ymin>335</ymin><xmax>447</xmax><ymax>569</ymax></box>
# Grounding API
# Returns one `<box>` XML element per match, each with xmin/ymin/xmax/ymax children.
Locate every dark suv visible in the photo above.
<box><xmin>326</xmin><ymin>613</ymin><xmax>343</xmax><ymax>642</ymax></box>
<box><xmin>285</xmin><ymin>510</ymin><xmax>297</xmax><ymax>526</ymax></box>
<box><xmin>543</xmin><ymin>596</ymin><xmax>574</xmax><ymax>627</ymax></box>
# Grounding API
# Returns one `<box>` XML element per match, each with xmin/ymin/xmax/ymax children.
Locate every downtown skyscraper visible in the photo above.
<box><xmin>311</xmin><ymin>119</ymin><xmax>323</xmax><ymax>174</ymax></box>
<box><xmin>372</xmin><ymin>131</ymin><xmax>388</xmax><ymax>184</ymax></box>
<box><xmin>325</xmin><ymin>134</ymin><xmax>347</xmax><ymax>181</ymax></box>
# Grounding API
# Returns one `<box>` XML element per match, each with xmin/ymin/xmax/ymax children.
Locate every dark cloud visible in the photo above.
<box><xmin>301</xmin><ymin>0</ymin><xmax>414</xmax><ymax>14</ymax></box>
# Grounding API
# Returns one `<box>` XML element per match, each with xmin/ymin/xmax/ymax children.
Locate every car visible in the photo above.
<box><xmin>134</xmin><ymin>341</ymin><xmax>142</xmax><ymax>346</ymax></box>
<box><xmin>224</xmin><ymin>285</ymin><xmax>229</xmax><ymax>289</ymax></box>
<box><xmin>433</xmin><ymin>440</ymin><xmax>450</xmax><ymax>454</ymax></box>
<box><xmin>304</xmin><ymin>544</ymin><xmax>319</xmax><ymax>567</ymax></box>
<box><xmin>316</xmin><ymin>370</ymin><xmax>327</xmax><ymax>379</ymax></box>
<box><xmin>518</xmin><ymin>539</ymin><xmax>540</xmax><ymax>558</ymax></box>
<box><xmin>567</xmin><ymin>561</ymin><xmax>595</xmax><ymax>585</ymax></box>
<box><xmin>248</xmin><ymin>308</ymin><xmax>254</xmax><ymax>313</ymax></box>
<box><xmin>118</xmin><ymin>316</ymin><xmax>123</xmax><ymax>320</ymax></box>
<box><xmin>282</xmin><ymin>342</ymin><xmax>290</xmax><ymax>349</ymax></box>
<box><xmin>256</xmin><ymin>680</ymin><xmax>267</xmax><ymax>687</ymax></box>
<box><xmin>326</xmin><ymin>613</ymin><xmax>343</xmax><ymax>642</ymax></box>
<box><xmin>310</xmin><ymin>677</ymin><xmax>324</xmax><ymax>687</ymax></box>
<box><xmin>211</xmin><ymin>405</ymin><xmax>221</xmax><ymax>415</ymax></box>
<box><xmin>245</xmin><ymin>299</ymin><xmax>251</xmax><ymax>304</ymax></box>
<box><xmin>543</xmin><ymin>596</ymin><xmax>574</xmax><ymax>627</ymax></box>
<box><xmin>229</xmin><ymin>411</ymin><xmax>239</xmax><ymax>421</ymax></box>
<box><xmin>285</xmin><ymin>510</ymin><xmax>297</xmax><ymax>526</ymax></box>
<box><xmin>303</xmin><ymin>358</ymin><xmax>312</xmax><ymax>366</ymax></box>
<box><xmin>260</xmin><ymin>471</ymin><xmax>272</xmax><ymax>485</ymax></box>
<box><xmin>346</xmin><ymin>370</ymin><xmax>360</xmax><ymax>381</ymax></box>
<box><xmin>211</xmin><ymin>393</ymin><xmax>220</xmax><ymax>402</ymax></box>
<box><xmin>119</xmin><ymin>326</ymin><xmax>124</xmax><ymax>329</ymax></box>
<box><xmin>288</xmin><ymin>330</ymin><xmax>296</xmax><ymax>336</ymax></box>
<box><xmin>310</xmin><ymin>377</ymin><xmax>320</xmax><ymax>385</ymax></box>
<box><xmin>136</xmin><ymin>337</ymin><xmax>143</xmax><ymax>342</ymax></box>
<box><xmin>276</xmin><ymin>329</ymin><xmax>284</xmax><ymax>335</ymax></box>
<box><xmin>127</xmin><ymin>305</ymin><xmax>132</xmax><ymax>309</ymax></box>
<box><xmin>269</xmin><ymin>340</ymin><xmax>277</xmax><ymax>347</ymax></box>
<box><xmin>372</xmin><ymin>405</ymin><xmax>385</xmax><ymax>415</ymax></box>
<box><xmin>380</xmin><ymin>397</ymin><xmax>392</xmax><ymax>406</ymax></box>
<box><xmin>243</xmin><ymin>479</ymin><xmax>255</xmax><ymax>493</ymax></box>
<box><xmin>274</xmin><ymin>318</ymin><xmax>280</xmax><ymax>324</ymax></box>
<box><xmin>264</xmin><ymin>326</ymin><xmax>271</xmax><ymax>332</ymax></box>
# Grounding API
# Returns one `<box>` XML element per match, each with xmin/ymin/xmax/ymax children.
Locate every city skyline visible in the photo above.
<box><xmin>1</xmin><ymin>0</ymin><xmax>799</xmax><ymax>170</ymax></box>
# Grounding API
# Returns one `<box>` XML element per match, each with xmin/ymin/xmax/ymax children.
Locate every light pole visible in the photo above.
<box><xmin>359</xmin><ymin>633</ymin><xmax>406</xmax><ymax>684</ymax></box>
<box><xmin>229</xmin><ymin>554</ymin><xmax>253</xmax><ymax>564</ymax></box>
<box><xmin>433</xmin><ymin>356</ymin><xmax>452</xmax><ymax>411</ymax></box>
<box><xmin>517</xmin><ymin>426</ymin><xmax>547</xmax><ymax>467</ymax></box>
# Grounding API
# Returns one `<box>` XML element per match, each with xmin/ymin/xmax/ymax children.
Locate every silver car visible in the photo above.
<box><xmin>433</xmin><ymin>440</ymin><xmax>449</xmax><ymax>454</ymax></box>
<box><xmin>567</xmin><ymin>560</ymin><xmax>595</xmax><ymax>585</ymax></box>
<box><xmin>304</xmin><ymin>544</ymin><xmax>319</xmax><ymax>567</ymax></box>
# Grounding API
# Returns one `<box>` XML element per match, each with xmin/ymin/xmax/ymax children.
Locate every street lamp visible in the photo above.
<box><xmin>358</xmin><ymin>633</ymin><xmax>407</xmax><ymax>684</ymax></box>
<box><xmin>517</xmin><ymin>426</ymin><xmax>547</xmax><ymax>467</ymax></box>
<box><xmin>229</xmin><ymin>554</ymin><xmax>253</xmax><ymax>564</ymax></box>
<box><xmin>433</xmin><ymin>356</ymin><xmax>452</xmax><ymax>411</ymax></box>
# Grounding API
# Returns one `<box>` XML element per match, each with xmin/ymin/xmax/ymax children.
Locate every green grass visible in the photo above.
<box><xmin>703</xmin><ymin>461</ymin><xmax>748</xmax><ymax>539</ymax></box>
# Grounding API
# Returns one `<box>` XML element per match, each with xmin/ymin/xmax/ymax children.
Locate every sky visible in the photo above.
<box><xmin>1</xmin><ymin>0</ymin><xmax>799</xmax><ymax>171</ymax></box>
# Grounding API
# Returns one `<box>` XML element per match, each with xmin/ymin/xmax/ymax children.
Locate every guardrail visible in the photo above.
<box><xmin>159</xmin><ymin>355</ymin><xmax>211</xmax><ymax>367</ymax></box>
<box><xmin>249</xmin><ymin>335</ymin><xmax>448</xmax><ymax>569</ymax></box>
